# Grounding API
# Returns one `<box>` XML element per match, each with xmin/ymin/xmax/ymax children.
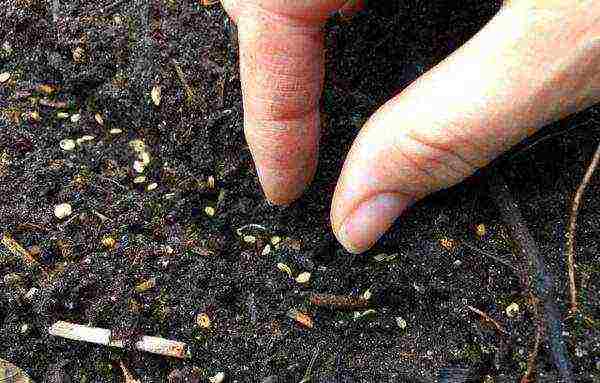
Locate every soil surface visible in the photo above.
<box><xmin>1</xmin><ymin>0</ymin><xmax>599</xmax><ymax>382</ymax></box>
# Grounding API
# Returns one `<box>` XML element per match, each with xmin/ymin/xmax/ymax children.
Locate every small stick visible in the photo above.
<box><xmin>1</xmin><ymin>232</ymin><xmax>38</xmax><ymax>267</ymax></box>
<box><xmin>565</xmin><ymin>142</ymin><xmax>600</xmax><ymax>314</ymax></box>
<box><xmin>466</xmin><ymin>305</ymin><xmax>508</xmax><ymax>336</ymax></box>
<box><xmin>49</xmin><ymin>321</ymin><xmax>190</xmax><ymax>359</ymax></box>
<box><xmin>299</xmin><ymin>345</ymin><xmax>320</xmax><ymax>383</ymax></box>
<box><xmin>521</xmin><ymin>295</ymin><xmax>543</xmax><ymax>383</ymax></box>
<box><xmin>309</xmin><ymin>293</ymin><xmax>370</xmax><ymax>310</ymax></box>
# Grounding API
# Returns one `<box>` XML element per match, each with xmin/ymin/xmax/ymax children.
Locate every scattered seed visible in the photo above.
<box><xmin>271</xmin><ymin>236</ymin><xmax>281</xmax><ymax>246</ymax></box>
<box><xmin>396</xmin><ymin>316</ymin><xmax>408</xmax><ymax>330</ymax></box>
<box><xmin>56</xmin><ymin>112</ymin><xmax>70</xmax><ymax>119</ymax></box>
<box><xmin>72</xmin><ymin>47</ymin><xmax>85</xmax><ymax>63</ymax></box>
<box><xmin>209</xmin><ymin>372</ymin><xmax>225</xmax><ymax>383</ymax></box>
<box><xmin>135</xmin><ymin>277</ymin><xmax>156</xmax><ymax>293</ymax></box>
<box><xmin>207</xmin><ymin>175</ymin><xmax>215</xmax><ymax>188</ymax></box>
<box><xmin>133</xmin><ymin>176</ymin><xmax>147</xmax><ymax>184</ymax></box>
<box><xmin>101</xmin><ymin>236</ymin><xmax>116</xmax><ymax>249</ymax></box>
<box><xmin>362</xmin><ymin>289</ymin><xmax>372</xmax><ymax>300</ymax></box>
<box><xmin>151</xmin><ymin>85</ymin><xmax>161</xmax><ymax>106</ymax></box>
<box><xmin>146</xmin><ymin>182</ymin><xmax>158</xmax><ymax>191</ymax></box>
<box><xmin>54</xmin><ymin>203</ymin><xmax>72</xmax><ymax>219</ymax></box>
<box><xmin>24</xmin><ymin>287</ymin><xmax>38</xmax><ymax>301</ymax></box>
<box><xmin>0</xmin><ymin>72</ymin><xmax>10</xmax><ymax>83</ymax></box>
<box><xmin>77</xmin><ymin>135</ymin><xmax>95</xmax><ymax>145</ymax></box>
<box><xmin>70</xmin><ymin>113</ymin><xmax>80</xmax><ymax>123</ymax></box>
<box><xmin>129</xmin><ymin>139</ymin><xmax>146</xmax><ymax>153</ymax></box>
<box><xmin>204</xmin><ymin>206</ymin><xmax>216</xmax><ymax>217</ymax></box>
<box><xmin>295</xmin><ymin>272</ymin><xmax>311</xmax><ymax>284</ymax></box>
<box><xmin>196</xmin><ymin>313</ymin><xmax>211</xmax><ymax>329</ymax></box>
<box><xmin>373</xmin><ymin>253</ymin><xmax>397</xmax><ymax>262</ymax></box>
<box><xmin>236</xmin><ymin>224</ymin><xmax>268</xmax><ymax>237</ymax></box>
<box><xmin>277</xmin><ymin>262</ymin><xmax>293</xmax><ymax>277</ymax></box>
<box><xmin>38</xmin><ymin>84</ymin><xmax>57</xmax><ymax>94</ymax></box>
<box><xmin>475</xmin><ymin>223</ymin><xmax>486</xmax><ymax>237</ymax></box>
<box><xmin>59</xmin><ymin>139</ymin><xmax>75</xmax><ymax>151</ymax></box>
<box><xmin>27</xmin><ymin>111</ymin><xmax>40</xmax><ymax>121</ymax></box>
<box><xmin>94</xmin><ymin>113</ymin><xmax>104</xmax><ymax>125</ymax></box>
<box><xmin>20</xmin><ymin>323</ymin><xmax>30</xmax><ymax>334</ymax></box>
<box><xmin>261</xmin><ymin>244</ymin><xmax>271</xmax><ymax>256</ymax></box>
<box><xmin>506</xmin><ymin>302</ymin><xmax>520</xmax><ymax>318</ymax></box>
<box><xmin>133</xmin><ymin>160</ymin><xmax>145</xmax><ymax>173</ymax></box>
<box><xmin>110</xmin><ymin>128</ymin><xmax>123</xmax><ymax>134</ymax></box>
<box><xmin>287</xmin><ymin>308</ymin><xmax>313</xmax><ymax>328</ymax></box>
<box><xmin>243</xmin><ymin>235</ymin><xmax>257</xmax><ymax>244</ymax></box>
<box><xmin>439</xmin><ymin>237</ymin><xmax>456</xmax><ymax>251</ymax></box>
<box><xmin>353</xmin><ymin>309</ymin><xmax>376</xmax><ymax>320</ymax></box>
<box><xmin>139</xmin><ymin>151</ymin><xmax>151</xmax><ymax>165</ymax></box>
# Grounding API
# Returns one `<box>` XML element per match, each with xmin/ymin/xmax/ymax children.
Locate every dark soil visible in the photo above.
<box><xmin>1</xmin><ymin>0</ymin><xmax>599</xmax><ymax>382</ymax></box>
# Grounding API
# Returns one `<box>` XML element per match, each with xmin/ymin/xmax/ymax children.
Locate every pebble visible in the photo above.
<box><xmin>54</xmin><ymin>203</ymin><xmax>72</xmax><ymax>219</ymax></box>
<box><xmin>59</xmin><ymin>139</ymin><xmax>75</xmax><ymax>151</ymax></box>
<box><xmin>261</xmin><ymin>244</ymin><xmax>271</xmax><ymax>256</ymax></box>
<box><xmin>0</xmin><ymin>72</ymin><xmax>10</xmax><ymax>83</ymax></box>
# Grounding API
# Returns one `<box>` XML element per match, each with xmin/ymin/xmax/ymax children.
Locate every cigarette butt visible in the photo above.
<box><xmin>49</xmin><ymin>321</ymin><xmax>190</xmax><ymax>359</ymax></box>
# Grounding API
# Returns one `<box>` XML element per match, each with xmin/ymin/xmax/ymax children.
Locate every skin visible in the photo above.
<box><xmin>221</xmin><ymin>0</ymin><xmax>600</xmax><ymax>253</ymax></box>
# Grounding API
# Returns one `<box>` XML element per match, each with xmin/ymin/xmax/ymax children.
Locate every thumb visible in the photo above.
<box><xmin>225</xmin><ymin>1</ymin><xmax>346</xmax><ymax>204</ymax></box>
<box><xmin>331</xmin><ymin>2</ymin><xmax>600</xmax><ymax>253</ymax></box>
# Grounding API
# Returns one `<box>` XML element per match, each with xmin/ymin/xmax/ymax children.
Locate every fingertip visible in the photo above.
<box><xmin>257</xmin><ymin>159</ymin><xmax>317</xmax><ymax>206</ymax></box>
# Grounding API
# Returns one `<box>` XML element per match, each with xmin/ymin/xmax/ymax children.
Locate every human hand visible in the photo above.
<box><xmin>222</xmin><ymin>0</ymin><xmax>600</xmax><ymax>253</ymax></box>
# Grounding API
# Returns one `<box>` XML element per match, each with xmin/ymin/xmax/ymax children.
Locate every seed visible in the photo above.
<box><xmin>243</xmin><ymin>235</ymin><xmax>256</xmax><ymax>244</ymax></box>
<box><xmin>27</xmin><ymin>111</ymin><xmax>40</xmax><ymax>121</ymax></box>
<box><xmin>133</xmin><ymin>160</ymin><xmax>145</xmax><ymax>173</ymax></box>
<box><xmin>24</xmin><ymin>287</ymin><xmax>38</xmax><ymax>301</ymax></box>
<box><xmin>20</xmin><ymin>323</ymin><xmax>30</xmax><ymax>334</ymax></box>
<box><xmin>277</xmin><ymin>262</ymin><xmax>293</xmax><ymax>278</ymax></box>
<box><xmin>475</xmin><ymin>223</ymin><xmax>486</xmax><ymax>237</ymax></box>
<box><xmin>109</xmin><ymin>128</ymin><xmax>122</xmax><ymax>134</ymax></box>
<box><xmin>204</xmin><ymin>206</ymin><xmax>215</xmax><ymax>217</ymax></box>
<box><xmin>439</xmin><ymin>237</ymin><xmax>455</xmax><ymax>251</ymax></box>
<box><xmin>59</xmin><ymin>138</ymin><xmax>75</xmax><ymax>152</ymax></box>
<box><xmin>56</xmin><ymin>112</ymin><xmax>70</xmax><ymax>119</ymax></box>
<box><xmin>505</xmin><ymin>302</ymin><xmax>520</xmax><ymax>318</ymax></box>
<box><xmin>139</xmin><ymin>151</ymin><xmax>151</xmax><ymax>165</ymax></box>
<box><xmin>151</xmin><ymin>85</ymin><xmax>161</xmax><ymax>106</ymax></box>
<box><xmin>146</xmin><ymin>182</ymin><xmax>158</xmax><ymax>191</ymax></box>
<box><xmin>207</xmin><ymin>175</ymin><xmax>215</xmax><ymax>188</ymax></box>
<box><xmin>133</xmin><ymin>176</ymin><xmax>146</xmax><ymax>184</ymax></box>
<box><xmin>101</xmin><ymin>236</ymin><xmax>116</xmax><ymax>249</ymax></box>
<box><xmin>373</xmin><ymin>253</ymin><xmax>397</xmax><ymax>262</ymax></box>
<box><xmin>286</xmin><ymin>308</ymin><xmax>313</xmax><ymax>328</ymax></box>
<box><xmin>353</xmin><ymin>309</ymin><xmax>376</xmax><ymax>320</ymax></box>
<box><xmin>261</xmin><ymin>244</ymin><xmax>271</xmax><ymax>256</ymax></box>
<box><xmin>38</xmin><ymin>84</ymin><xmax>57</xmax><ymax>94</ymax></box>
<box><xmin>0</xmin><ymin>72</ymin><xmax>10</xmax><ymax>83</ymax></box>
<box><xmin>196</xmin><ymin>313</ymin><xmax>211</xmax><ymax>328</ymax></box>
<box><xmin>80</xmin><ymin>135</ymin><xmax>95</xmax><ymax>142</ymax></box>
<box><xmin>135</xmin><ymin>277</ymin><xmax>156</xmax><ymax>293</ymax></box>
<box><xmin>270</xmin><ymin>236</ymin><xmax>281</xmax><ymax>246</ymax></box>
<box><xmin>362</xmin><ymin>289</ymin><xmax>372</xmax><ymax>300</ymax></box>
<box><xmin>295</xmin><ymin>272</ymin><xmax>311</xmax><ymax>284</ymax></box>
<box><xmin>128</xmin><ymin>139</ymin><xmax>146</xmax><ymax>152</ymax></box>
<box><xmin>209</xmin><ymin>372</ymin><xmax>225</xmax><ymax>383</ymax></box>
<box><xmin>396</xmin><ymin>316</ymin><xmax>407</xmax><ymax>330</ymax></box>
<box><xmin>94</xmin><ymin>113</ymin><xmax>104</xmax><ymax>125</ymax></box>
<box><xmin>54</xmin><ymin>203</ymin><xmax>72</xmax><ymax>219</ymax></box>
<box><xmin>72</xmin><ymin>47</ymin><xmax>85</xmax><ymax>62</ymax></box>
<box><xmin>70</xmin><ymin>113</ymin><xmax>81</xmax><ymax>123</ymax></box>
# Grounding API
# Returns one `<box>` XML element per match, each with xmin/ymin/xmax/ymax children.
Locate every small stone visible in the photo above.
<box><xmin>109</xmin><ymin>128</ymin><xmax>122</xmax><ymax>134</ymax></box>
<box><xmin>133</xmin><ymin>175</ymin><xmax>147</xmax><ymax>184</ymax></box>
<box><xmin>59</xmin><ymin>139</ymin><xmax>75</xmax><ymax>151</ymax></box>
<box><xmin>94</xmin><ymin>113</ymin><xmax>104</xmax><ymax>125</ymax></box>
<box><xmin>133</xmin><ymin>160</ymin><xmax>145</xmax><ymax>173</ymax></box>
<box><xmin>396</xmin><ymin>316</ymin><xmax>407</xmax><ymax>330</ymax></box>
<box><xmin>54</xmin><ymin>203</ymin><xmax>72</xmax><ymax>219</ymax></box>
<box><xmin>204</xmin><ymin>206</ymin><xmax>215</xmax><ymax>217</ymax></box>
<box><xmin>505</xmin><ymin>302</ymin><xmax>520</xmax><ymax>318</ymax></box>
<box><xmin>151</xmin><ymin>85</ymin><xmax>161</xmax><ymax>106</ymax></box>
<box><xmin>0</xmin><ymin>72</ymin><xmax>10</xmax><ymax>83</ymax></box>
<box><xmin>209</xmin><ymin>372</ymin><xmax>225</xmax><ymax>383</ymax></box>
<box><xmin>295</xmin><ymin>272</ymin><xmax>311</xmax><ymax>284</ymax></box>
<box><xmin>146</xmin><ymin>182</ymin><xmax>158</xmax><ymax>191</ymax></box>
<box><xmin>70</xmin><ymin>113</ymin><xmax>80</xmax><ymax>123</ymax></box>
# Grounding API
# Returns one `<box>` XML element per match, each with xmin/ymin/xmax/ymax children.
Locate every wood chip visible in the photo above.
<box><xmin>49</xmin><ymin>321</ymin><xmax>190</xmax><ymax>359</ymax></box>
<box><xmin>0</xmin><ymin>72</ymin><xmax>10</xmax><ymax>83</ymax></box>
<box><xmin>151</xmin><ymin>85</ymin><xmax>161</xmax><ymax>106</ymax></box>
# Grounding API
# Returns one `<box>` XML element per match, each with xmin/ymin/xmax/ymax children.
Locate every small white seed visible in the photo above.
<box><xmin>151</xmin><ymin>85</ymin><xmax>161</xmax><ymax>106</ymax></box>
<box><xmin>146</xmin><ymin>182</ymin><xmax>158</xmax><ymax>191</ymax></box>
<box><xmin>506</xmin><ymin>302</ymin><xmax>520</xmax><ymax>318</ymax></box>
<box><xmin>362</xmin><ymin>289</ymin><xmax>372</xmax><ymax>300</ymax></box>
<box><xmin>94</xmin><ymin>113</ymin><xmax>104</xmax><ymax>125</ymax></box>
<box><xmin>295</xmin><ymin>272</ymin><xmax>311</xmax><ymax>284</ymax></box>
<box><xmin>59</xmin><ymin>139</ymin><xmax>76</xmax><ymax>151</ymax></box>
<box><xmin>261</xmin><ymin>244</ymin><xmax>271</xmax><ymax>256</ymax></box>
<box><xmin>109</xmin><ymin>128</ymin><xmax>123</xmax><ymax>134</ymax></box>
<box><xmin>204</xmin><ymin>206</ymin><xmax>215</xmax><ymax>217</ymax></box>
<box><xmin>54</xmin><ymin>203</ymin><xmax>72</xmax><ymax>219</ymax></box>
<box><xmin>133</xmin><ymin>175</ymin><xmax>147</xmax><ymax>184</ymax></box>
<box><xmin>139</xmin><ymin>151</ymin><xmax>151</xmax><ymax>165</ymax></box>
<box><xmin>70</xmin><ymin>113</ymin><xmax>81</xmax><ymax>123</ymax></box>
<box><xmin>0</xmin><ymin>72</ymin><xmax>10</xmax><ymax>83</ymax></box>
<box><xmin>396</xmin><ymin>316</ymin><xmax>407</xmax><ymax>330</ymax></box>
<box><xmin>133</xmin><ymin>160</ymin><xmax>145</xmax><ymax>173</ymax></box>
<box><xmin>243</xmin><ymin>235</ymin><xmax>256</xmax><ymax>244</ymax></box>
<box><xmin>277</xmin><ymin>262</ymin><xmax>293</xmax><ymax>277</ymax></box>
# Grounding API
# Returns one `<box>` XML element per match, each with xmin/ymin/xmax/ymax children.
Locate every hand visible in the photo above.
<box><xmin>222</xmin><ymin>0</ymin><xmax>600</xmax><ymax>253</ymax></box>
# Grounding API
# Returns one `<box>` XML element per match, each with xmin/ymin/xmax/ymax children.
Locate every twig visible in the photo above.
<box><xmin>299</xmin><ymin>345</ymin><xmax>320</xmax><ymax>383</ymax></box>
<box><xmin>49</xmin><ymin>321</ymin><xmax>190</xmax><ymax>359</ymax></box>
<box><xmin>521</xmin><ymin>295</ymin><xmax>543</xmax><ymax>383</ymax></box>
<box><xmin>466</xmin><ymin>305</ymin><xmax>508</xmax><ymax>336</ymax></box>
<box><xmin>488</xmin><ymin>174</ymin><xmax>573</xmax><ymax>382</ymax></box>
<box><xmin>170</xmin><ymin>59</ymin><xmax>194</xmax><ymax>103</ymax></box>
<box><xmin>565</xmin><ymin>142</ymin><xmax>600</xmax><ymax>314</ymax></box>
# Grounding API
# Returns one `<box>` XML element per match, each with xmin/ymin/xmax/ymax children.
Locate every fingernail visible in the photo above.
<box><xmin>255</xmin><ymin>162</ymin><xmax>316</xmax><ymax>206</ymax></box>
<box><xmin>335</xmin><ymin>193</ymin><xmax>410</xmax><ymax>254</ymax></box>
